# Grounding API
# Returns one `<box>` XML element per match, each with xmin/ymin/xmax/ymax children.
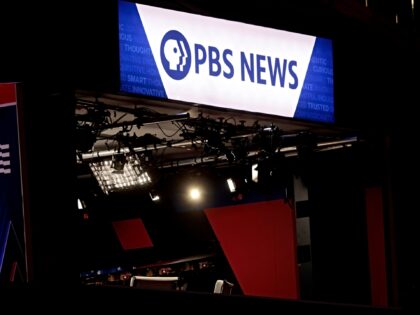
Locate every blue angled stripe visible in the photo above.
<box><xmin>293</xmin><ymin>38</ymin><xmax>334</xmax><ymax>123</ymax></box>
<box><xmin>119</xmin><ymin>1</ymin><xmax>167</xmax><ymax>98</ymax></box>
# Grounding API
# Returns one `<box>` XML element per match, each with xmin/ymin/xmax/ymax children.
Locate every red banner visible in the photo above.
<box><xmin>205</xmin><ymin>200</ymin><xmax>299</xmax><ymax>299</ymax></box>
<box><xmin>0</xmin><ymin>83</ymin><xmax>16</xmax><ymax>106</ymax></box>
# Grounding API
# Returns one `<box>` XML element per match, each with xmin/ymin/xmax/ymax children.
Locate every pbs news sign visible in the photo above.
<box><xmin>119</xmin><ymin>1</ymin><xmax>334</xmax><ymax>123</ymax></box>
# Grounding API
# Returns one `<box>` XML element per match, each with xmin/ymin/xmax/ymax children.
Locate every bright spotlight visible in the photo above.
<box><xmin>189</xmin><ymin>188</ymin><xmax>201</xmax><ymax>201</ymax></box>
<box><xmin>77</xmin><ymin>198</ymin><xmax>84</xmax><ymax>210</ymax></box>
<box><xmin>227</xmin><ymin>178</ymin><xmax>236</xmax><ymax>192</ymax></box>
<box><xmin>89</xmin><ymin>154</ymin><xmax>151</xmax><ymax>194</ymax></box>
<box><xmin>252</xmin><ymin>164</ymin><xmax>258</xmax><ymax>183</ymax></box>
<box><xmin>149</xmin><ymin>192</ymin><xmax>160</xmax><ymax>202</ymax></box>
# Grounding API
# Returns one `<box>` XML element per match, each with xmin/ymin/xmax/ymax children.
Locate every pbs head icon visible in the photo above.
<box><xmin>160</xmin><ymin>30</ymin><xmax>191</xmax><ymax>80</ymax></box>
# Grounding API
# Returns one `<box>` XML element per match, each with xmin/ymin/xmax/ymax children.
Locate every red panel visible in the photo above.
<box><xmin>0</xmin><ymin>83</ymin><xmax>16</xmax><ymax>106</ymax></box>
<box><xmin>112</xmin><ymin>218</ymin><xmax>153</xmax><ymax>250</ymax></box>
<box><xmin>205</xmin><ymin>200</ymin><xmax>299</xmax><ymax>299</ymax></box>
<box><xmin>365</xmin><ymin>187</ymin><xmax>388</xmax><ymax>307</ymax></box>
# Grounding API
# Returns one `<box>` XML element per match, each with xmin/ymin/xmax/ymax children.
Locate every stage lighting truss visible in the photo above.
<box><xmin>77</xmin><ymin>99</ymin><xmax>360</xmax><ymax>175</ymax></box>
<box><xmin>89</xmin><ymin>154</ymin><xmax>151</xmax><ymax>194</ymax></box>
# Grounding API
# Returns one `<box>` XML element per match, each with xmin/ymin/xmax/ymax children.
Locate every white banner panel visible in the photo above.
<box><xmin>119</xmin><ymin>1</ymin><xmax>334</xmax><ymax>123</ymax></box>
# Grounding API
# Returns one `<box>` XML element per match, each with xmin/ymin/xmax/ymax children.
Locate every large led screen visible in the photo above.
<box><xmin>119</xmin><ymin>1</ymin><xmax>334</xmax><ymax>123</ymax></box>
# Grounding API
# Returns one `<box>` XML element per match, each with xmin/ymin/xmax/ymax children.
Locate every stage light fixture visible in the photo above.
<box><xmin>149</xmin><ymin>192</ymin><xmax>160</xmax><ymax>202</ymax></box>
<box><xmin>111</xmin><ymin>154</ymin><xmax>126</xmax><ymax>172</ymax></box>
<box><xmin>227</xmin><ymin>178</ymin><xmax>236</xmax><ymax>192</ymax></box>
<box><xmin>252</xmin><ymin>164</ymin><xmax>258</xmax><ymax>183</ymax></box>
<box><xmin>89</xmin><ymin>154</ymin><xmax>151</xmax><ymax>194</ymax></box>
<box><xmin>189</xmin><ymin>187</ymin><xmax>201</xmax><ymax>201</ymax></box>
<box><xmin>225</xmin><ymin>150</ymin><xmax>236</xmax><ymax>164</ymax></box>
<box><xmin>77</xmin><ymin>198</ymin><xmax>85</xmax><ymax>210</ymax></box>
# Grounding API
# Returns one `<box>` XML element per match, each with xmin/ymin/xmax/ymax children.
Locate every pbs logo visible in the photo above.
<box><xmin>160</xmin><ymin>30</ymin><xmax>191</xmax><ymax>80</ymax></box>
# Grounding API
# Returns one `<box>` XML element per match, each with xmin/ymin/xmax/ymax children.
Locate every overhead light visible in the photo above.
<box><xmin>89</xmin><ymin>154</ymin><xmax>151</xmax><ymax>194</ymax></box>
<box><xmin>149</xmin><ymin>192</ymin><xmax>160</xmax><ymax>202</ymax></box>
<box><xmin>189</xmin><ymin>187</ymin><xmax>201</xmax><ymax>201</ymax></box>
<box><xmin>252</xmin><ymin>164</ymin><xmax>258</xmax><ymax>183</ymax></box>
<box><xmin>77</xmin><ymin>198</ymin><xmax>85</xmax><ymax>210</ymax></box>
<box><xmin>227</xmin><ymin>178</ymin><xmax>236</xmax><ymax>192</ymax></box>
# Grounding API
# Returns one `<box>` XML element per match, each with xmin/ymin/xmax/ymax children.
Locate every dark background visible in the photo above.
<box><xmin>1</xmin><ymin>0</ymin><xmax>419</xmax><ymax>310</ymax></box>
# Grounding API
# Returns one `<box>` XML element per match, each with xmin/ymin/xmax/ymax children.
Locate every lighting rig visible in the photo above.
<box><xmin>76</xmin><ymin>99</ymin><xmax>359</xmax><ymax>195</ymax></box>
